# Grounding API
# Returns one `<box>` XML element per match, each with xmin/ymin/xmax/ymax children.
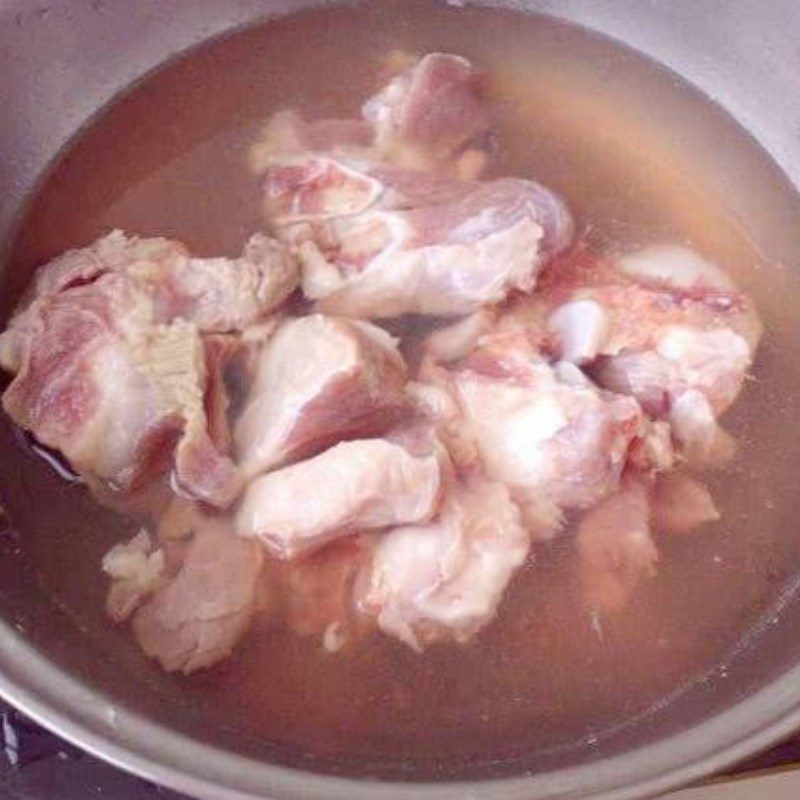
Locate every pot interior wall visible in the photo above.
<box><xmin>1</xmin><ymin>0</ymin><xmax>800</xmax><ymax>793</ymax></box>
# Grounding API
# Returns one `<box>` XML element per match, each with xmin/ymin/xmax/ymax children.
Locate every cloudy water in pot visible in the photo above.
<box><xmin>2</xmin><ymin>0</ymin><xmax>800</xmax><ymax>771</ymax></box>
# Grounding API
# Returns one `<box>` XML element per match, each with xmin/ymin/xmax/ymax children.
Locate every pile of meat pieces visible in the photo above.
<box><xmin>0</xmin><ymin>53</ymin><xmax>761</xmax><ymax>674</ymax></box>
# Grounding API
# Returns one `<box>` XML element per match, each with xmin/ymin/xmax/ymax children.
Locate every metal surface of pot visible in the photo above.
<box><xmin>1</xmin><ymin>2</ymin><xmax>800</xmax><ymax>799</ymax></box>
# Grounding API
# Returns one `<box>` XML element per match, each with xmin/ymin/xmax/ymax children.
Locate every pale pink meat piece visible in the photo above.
<box><xmin>256</xmin><ymin>142</ymin><xmax>572</xmax><ymax>318</ymax></box>
<box><xmin>362</xmin><ymin>52</ymin><xmax>492</xmax><ymax>177</ymax></box>
<box><xmin>234</xmin><ymin>314</ymin><xmax>408</xmax><ymax>479</ymax></box>
<box><xmin>649</xmin><ymin>472</ymin><xmax>720</xmax><ymax>534</ymax></box>
<box><xmin>294</xmin><ymin>171</ymin><xmax>572</xmax><ymax>318</ymax></box>
<box><xmin>132</xmin><ymin>526</ymin><xmax>264</xmax><ymax>673</ymax></box>
<box><xmin>426</xmin><ymin>331</ymin><xmax>642</xmax><ymax>538</ymax></box>
<box><xmin>151</xmin><ymin>232</ymin><xmax>298</xmax><ymax>333</ymax></box>
<box><xmin>252</xmin><ymin>53</ymin><xmax>491</xmax><ymax>182</ymax></box>
<box><xmin>577</xmin><ymin>476</ymin><xmax>659</xmax><ymax>614</ymax></box>
<box><xmin>0</xmin><ymin>231</ymin><xmax>296</xmax><ymax>373</ymax></box>
<box><xmin>251</xmin><ymin>54</ymin><xmax>572</xmax><ymax>319</ymax></box>
<box><xmin>357</xmin><ymin>476</ymin><xmax>528</xmax><ymax>651</ymax></box>
<box><xmin>236</xmin><ymin>430</ymin><xmax>445</xmax><ymax>559</ymax></box>
<box><xmin>0</xmin><ymin>274</ymin><xmax>239</xmax><ymax>506</ymax></box>
<box><xmin>525</xmin><ymin>244</ymin><xmax>761</xmax><ymax>466</ymax></box>
<box><xmin>537</xmin><ymin>245</ymin><xmax>761</xmax><ymax>388</ymax></box>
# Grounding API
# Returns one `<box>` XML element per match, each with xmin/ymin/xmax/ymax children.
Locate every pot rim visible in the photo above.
<box><xmin>1</xmin><ymin>617</ymin><xmax>800</xmax><ymax>800</ymax></box>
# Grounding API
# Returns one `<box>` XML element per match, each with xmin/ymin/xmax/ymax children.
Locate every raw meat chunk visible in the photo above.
<box><xmin>274</xmin><ymin>164</ymin><xmax>573</xmax><ymax>318</ymax></box>
<box><xmin>234</xmin><ymin>314</ymin><xmax>408</xmax><ymax>478</ymax></box>
<box><xmin>236</xmin><ymin>430</ymin><xmax>445</xmax><ymax>558</ymax></box>
<box><xmin>529</xmin><ymin>244</ymin><xmax>761</xmax><ymax>466</ymax></box>
<box><xmin>577</xmin><ymin>477</ymin><xmax>659</xmax><ymax>614</ymax></box>
<box><xmin>363</xmin><ymin>52</ymin><xmax>492</xmax><ymax>176</ymax></box>
<box><xmin>1</xmin><ymin>275</ymin><xmax>239</xmax><ymax>506</ymax></box>
<box><xmin>249</xmin><ymin>50</ymin><xmax>572</xmax><ymax>319</ymax></box>
<box><xmin>0</xmin><ymin>230</ymin><xmax>296</xmax><ymax>374</ymax></box>
<box><xmin>252</xmin><ymin>52</ymin><xmax>491</xmax><ymax>180</ymax></box>
<box><xmin>358</xmin><ymin>477</ymin><xmax>528</xmax><ymax>651</ymax></box>
<box><xmin>426</xmin><ymin>331</ymin><xmax>642</xmax><ymax>537</ymax></box>
<box><xmin>132</xmin><ymin>527</ymin><xmax>264</xmax><ymax>674</ymax></box>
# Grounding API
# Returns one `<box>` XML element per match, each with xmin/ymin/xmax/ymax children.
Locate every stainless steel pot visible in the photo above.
<box><xmin>1</xmin><ymin>2</ymin><xmax>800</xmax><ymax>798</ymax></box>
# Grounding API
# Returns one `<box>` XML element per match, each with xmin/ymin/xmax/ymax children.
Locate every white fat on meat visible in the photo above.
<box><xmin>535</xmin><ymin>244</ymin><xmax>760</xmax><ymax>465</ymax></box>
<box><xmin>236</xmin><ymin>431</ymin><xmax>445</xmax><ymax>559</ymax></box>
<box><xmin>358</xmin><ymin>477</ymin><xmax>528</xmax><ymax>651</ymax></box>
<box><xmin>577</xmin><ymin>477</ymin><xmax>659</xmax><ymax>614</ymax></box>
<box><xmin>617</xmin><ymin>244</ymin><xmax>737</xmax><ymax>293</ymax></box>
<box><xmin>0</xmin><ymin>275</ymin><xmax>239</xmax><ymax>506</ymax></box>
<box><xmin>432</xmin><ymin>333</ymin><xmax>642</xmax><ymax>537</ymax></box>
<box><xmin>234</xmin><ymin>314</ymin><xmax>408</xmax><ymax>479</ymax></box>
<box><xmin>547</xmin><ymin>299</ymin><xmax>609</xmax><ymax>365</ymax></box>
<box><xmin>132</xmin><ymin>527</ymin><xmax>264</xmax><ymax>674</ymax></box>
<box><xmin>103</xmin><ymin>529</ymin><xmax>165</xmax><ymax>623</ymax></box>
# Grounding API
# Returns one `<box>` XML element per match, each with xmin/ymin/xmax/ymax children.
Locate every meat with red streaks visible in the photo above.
<box><xmin>234</xmin><ymin>314</ymin><xmax>408</xmax><ymax>479</ymax></box>
<box><xmin>362</xmin><ymin>52</ymin><xmax>492</xmax><ymax>177</ymax></box>
<box><xmin>263</xmin><ymin>154</ymin><xmax>572</xmax><ymax>318</ymax></box>
<box><xmin>0</xmin><ymin>273</ymin><xmax>240</xmax><ymax>506</ymax></box>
